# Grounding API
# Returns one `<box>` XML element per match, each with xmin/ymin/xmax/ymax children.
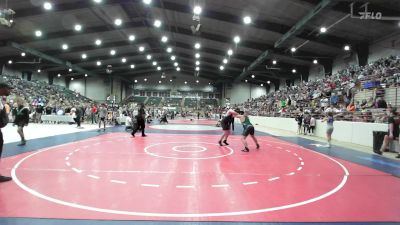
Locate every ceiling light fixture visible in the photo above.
<box><xmin>272</xmin><ymin>60</ymin><xmax>277</xmax><ymax>65</ymax></box>
<box><xmin>267</xmin><ymin>81</ymin><xmax>271</xmax><ymax>84</ymax></box>
<box><xmin>152</xmin><ymin>61</ymin><xmax>157</xmax><ymax>66</ymax></box>
<box><xmin>95</xmin><ymin>39</ymin><xmax>102</xmax><ymax>46</ymax></box>
<box><xmin>68</xmin><ymin>68</ymin><xmax>72</xmax><ymax>72</ymax></box>
<box><xmin>129</xmin><ymin>35</ymin><xmax>135</xmax><ymax>41</ymax></box>
<box><xmin>114</xmin><ymin>18</ymin><xmax>122</xmax><ymax>26</ymax></box>
<box><xmin>195</xmin><ymin>61</ymin><xmax>200</xmax><ymax>65</ymax></box>
<box><xmin>313</xmin><ymin>59</ymin><xmax>318</xmax><ymax>64</ymax></box>
<box><xmin>134</xmin><ymin>80</ymin><xmax>138</xmax><ymax>83</ymax></box>
<box><xmin>195</xmin><ymin>67</ymin><xmax>200</xmax><ymax>71</ymax></box>
<box><xmin>292</xmin><ymin>69</ymin><xmax>296</xmax><ymax>73</ymax></box>
<box><xmin>138</xmin><ymin>46</ymin><xmax>145</xmax><ymax>52</ymax></box>
<box><xmin>171</xmin><ymin>55</ymin><xmax>176</xmax><ymax>61</ymax></box>
<box><xmin>96</xmin><ymin>61</ymin><xmax>101</xmax><ymax>66</ymax></box>
<box><xmin>193</xmin><ymin>6</ymin><xmax>202</xmax><ymax>15</ymax></box>
<box><xmin>291</xmin><ymin>47</ymin><xmax>296</xmax><ymax>52</ymax></box>
<box><xmin>195</xmin><ymin>53</ymin><xmax>200</xmax><ymax>58</ymax></box>
<box><xmin>62</xmin><ymin>44</ymin><xmax>68</xmax><ymax>50</ymax></box>
<box><xmin>223</xmin><ymin>58</ymin><xmax>228</xmax><ymax>64</ymax></box>
<box><xmin>161</xmin><ymin>36</ymin><xmax>168</xmax><ymax>43</ymax></box>
<box><xmin>177</xmin><ymin>67</ymin><xmax>181</xmax><ymax>71</ymax></box>
<box><xmin>233</xmin><ymin>36</ymin><xmax>241</xmax><ymax>44</ymax></box>
<box><xmin>57</xmin><ymin>74</ymin><xmax>61</xmax><ymax>77</ymax></box>
<box><xmin>81</xmin><ymin>53</ymin><xmax>87</xmax><ymax>59</ymax></box>
<box><xmin>344</xmin><ymin>45</ymin><xmax>350</xmax><ymax>51</ymax></box>
<box><xmin>174</xmin><ymin>62</ymin><xmax>178</xmax><ymax>67</ymax></box>
<box><xmin>74</xmin><ymin>24</ymin><xmax>82</xmax><ymax>31</ymax></box>
<box><xmin>8</xmin><ymin>60</ymin><xmax>12</xmax><ymax>64</ymax></box>
<box><xmin>143</xmin><ymin>0</ymin><xmax>151</xmax><ymax>5</ymax></box>
<box><xmin>71</xmin><ymin>78</ymin><xmax>74</xmax><ymax>81</ymax></box>
<box><xmin>219</xmin><ymin>65</ymin><xmax>224</xmax><ymax>70</ymax></box>
<box><xmin>154</xmin><ymin>20</ymin><xmax>162</xmax><ymax>28</ymax></box>
<box><xmin>157</xmin><ymin>66</ymin><xmax>161</xmax><ymax>71</ymax></box>
<box><xmin>227</xmin><ymin>49</ymin><xmax>233</xmax><ymax>55</ymax></box>
<box><xmin>251</xmin><ymin>74</ymin><xmax>255</xmax><ymax>78</ymax></box>
<box><xmin>130</xmin><ymin>64</ymin><xmax>135</xmax><ymax>69</ymax></box>
<box><xmin>35</xmin><ymin>30</ymin><xmax>42</xmax><ymax>37</ymax></box>
<box><xmin>21</xmin><ymin>52</ymin><xmax>26</xmax><ymax>57</ymax></box>
<box><xmin>93</xmin><ymin>0</ymin><xmax>102</xmax><ymax>3</ymax></box>
<box><xmin>243</xmin><ymin>16</ymin><xmax>252</xmax><ymax>24</ymax></box>
<box><xmin>37</xmin><ymin>69</ymin><xmax>41</xmax><ymax>73</ymax></box>
<box><xmin>43</xmin><ymin>2</ymin><xmax>52</xmax><ymax>10</ymax></box>
<box><xmin>166</xmin><ymin>47</ymin><xmax>173</xmax><ymax>53</ymax></box>
<box><xmin>110</xmin><ymin>50</ymin><xmax>116</xmax><ymax>55</ymax></box>
<box><xmin>146</xmin><ymin>54</ymin><xmax>152</xmax><ymax>60</ymax></box>
<box><xmin>85</xmin><ymin>74</ymin><xmax>88</xmax><ymax>77</ymax></box>
<box><xmin>121</xmin><ymin>58</ymin><xmax>127</xmax><ymax>63</ymax></box>
<box><xmin>194</xmin><ymin>43</ymin><xmax>201</xmax><ymax>49</ymax></box>
<box><xmin>320</xmin><ymin>26</ymin><xmax>327</xmax><ymax>33</ymax></box>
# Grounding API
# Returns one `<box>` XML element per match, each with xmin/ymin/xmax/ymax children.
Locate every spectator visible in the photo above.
<box><xmin>14</xmin><ymin>97</ymin><xmax>30</xmax><ymax>146</ymax></box>
<box><xmin>0</xmin><ymin>82</ymin><xmax>13</xmax><ymax>182</ymax></box>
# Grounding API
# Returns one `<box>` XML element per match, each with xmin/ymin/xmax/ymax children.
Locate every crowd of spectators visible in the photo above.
<box><xmin>235</xmin><ymin>55</ymin><xmax>400</xmax><ymax>123</ymax></box>
<box><xmin>1</xmin><ymin>75</ymin><xmax>96</xmax><ymax>121</ymax></box>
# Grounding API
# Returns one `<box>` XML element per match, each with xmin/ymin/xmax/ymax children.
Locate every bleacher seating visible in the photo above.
<box><xmin>200</xmin><ymin>99</ymin><xmax>218</xmax><ymax>108</ymax></box>
<box><xmin>184</xmin><ymin>98</ymin><xmax>198</xmax><ymax>108</ymax></box>
<box><xmin>164</xmin><ymin>97</ymin><xmax>182</xmax><ymax>107</ymax></box>
<box><xmin>147</xmin><ymin>97</ymin><xmax>162</xmax><ymax>107</ymax></box>
<box><xmin>234</xmin><ymin>55</ymin><xmax>400</xmax><ymax>123</ymax></box>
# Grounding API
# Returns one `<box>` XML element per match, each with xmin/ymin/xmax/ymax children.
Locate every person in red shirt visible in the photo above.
<box><xmin>91</xmin><ymin>104</ymin><xmax>97</xmax><ymax>124</ymax></box>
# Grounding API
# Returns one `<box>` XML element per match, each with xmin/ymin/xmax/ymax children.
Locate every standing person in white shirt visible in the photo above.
<box><xmin>0</xmin><ymin>82</ymin><xmax>12</xmax><ymax>182</ymax></box>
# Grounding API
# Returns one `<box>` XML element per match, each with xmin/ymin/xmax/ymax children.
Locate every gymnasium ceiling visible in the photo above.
<box><xmin>0</xmin><ymin>0</ymin><xmax>399</xmax><ymax>85</ymax></box>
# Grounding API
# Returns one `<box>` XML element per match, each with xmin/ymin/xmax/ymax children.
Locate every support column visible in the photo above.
<box><xmin>356</xmin><ymin>42</ymin><xmax>369</xmax><ymax>67</ymax></box>
<box><xmin>279</xmin><ymin>78</ymin><xmax>286</xmax><ymax>89</ymax></box>
<box><xmin>48</xmin><ymin>73</ymin><xmax>54</xmax><ymax>85</ymax></box>
<box><xmin>65</xmin><ymin>77</ymin><xmax>70</xmax><ymax>89</ymax></box>
<box><xmin>320</xmin><ymin>58</ymin><xmax>333</xmax><ymax>76</ymax></box>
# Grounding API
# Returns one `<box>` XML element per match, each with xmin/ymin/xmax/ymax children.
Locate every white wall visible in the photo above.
<box><xmin>69</xmin><ymin>79</ymin><xmax>85</xmax><ymax>96</ymax></box>
<box><xmin>229</xmin><ymin>83</ymin><xmax>251</xmax><ymax>104</ymax></box>
<box><xmin>332</xmin><ymin>52</ymin><xmax>359</xmax><ymax>74</ymax></box>
<box><xmin>86</xmin><ymin>77</ymin><xmax>109</xmax><ymax>102</ymax></box>
<box><xmin>251</xmin><ymin>85</ymin><xmax>267</xmax><ymax>99</ymax></box>
<box><xmin>369</xmin><ymin>32</ymin><xmax>400</xmax><ymax>63</ymax></box>
<box><xmin>53</xmin><ymin>76</ymin><xmax>66</xmax><ymax>87</ymax></box>
<box><xmin>2</xmin><ymin>65</ymin><xmax>22</xmax><ymax>77</ymax></box>
<box><xmin>269</xmin><ymin>83</ymin><xmax>275</xmax><ymax>93</ymax></box>
<box><xmin>224</xmin><ymin>83</ymin><xmax>267</xmax><ymax>105</ymax></box>
<box><xmin>308</xmin><ymin>64</ymin><xmax>325</xmax><ymax>81</ymax></box>
<box><xmin>250</xmin><ymin>116</ymin><xmax>387</xmax><ymax>148</ymax></box>
<box><xmin>31</xmin><ymin>71</ymin><xmax>48</xmax><ymax>82</ymax></box>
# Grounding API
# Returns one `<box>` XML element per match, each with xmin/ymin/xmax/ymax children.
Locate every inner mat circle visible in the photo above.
<box><xmin>150</xmin><ymin>124</ymin><xmax>220</xmax><ymax>131</ymax></box>
<box><xmin>172</xmin><ymin>145</ymin><xmax>207</xmax><ymax>152</ymax></box>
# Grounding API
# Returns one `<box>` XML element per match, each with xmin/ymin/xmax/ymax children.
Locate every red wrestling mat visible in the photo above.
<box><xmin>0</xmin><ymin>133</ymin><xmax>399</xmax><ymax>222</ymax></box>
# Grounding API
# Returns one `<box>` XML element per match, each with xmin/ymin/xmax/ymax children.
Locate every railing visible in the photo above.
<box><xmin>247</xmin><ymin>109</ymin><xmax>389</xmax><ymax>123</ymax></box>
